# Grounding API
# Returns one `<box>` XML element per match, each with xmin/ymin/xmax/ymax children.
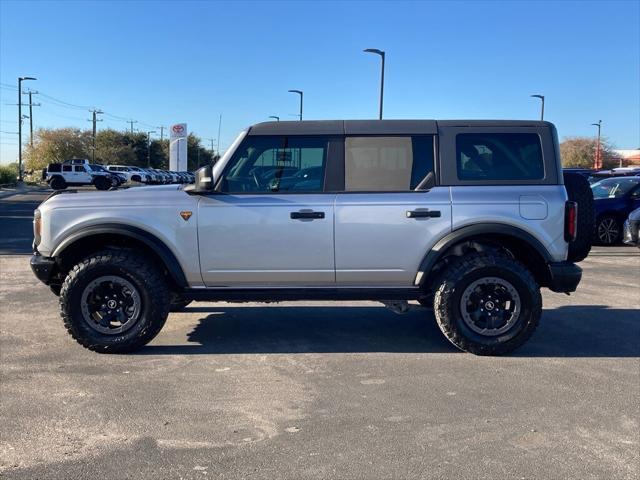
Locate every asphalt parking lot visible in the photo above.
<box><xmin>1</xmin><ymin>188</ymin><xmax>639</xmax><ymax>479</ymax></box>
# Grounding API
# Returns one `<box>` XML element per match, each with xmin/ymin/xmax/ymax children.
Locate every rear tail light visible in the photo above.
<box><xmin>564</xmin><ymin>201</ymin><xmax>578</xmax><ymax>242</ymax></box>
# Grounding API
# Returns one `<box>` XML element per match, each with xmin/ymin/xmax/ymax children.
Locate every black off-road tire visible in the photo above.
<box><xmin>59</xmin><ymin>249</ymin><xmax>170</xmax><ymax>353</ymax></box>
<box><xmin>169</xmin><ymin>293</ymin><xmax>193</xmax><ymax>312</ymax></box>
<box><xmin>49</xmin><ymin>176</ymin><xmax>67</xmax><ymax>190</ymax></box>
<box><xmin>563</xmin><ymin>172</ymin><xmax>594</xmax><ymax>262</ymax></box>
<box><xmin>94</xmin><ymin>176</ymin><xmax>111</xmax><ymax>191</ymax></box>
<box><xmin>433</xmin><ymin>251</ymin><xmax>542</xmax><ymax>356</ymax></box>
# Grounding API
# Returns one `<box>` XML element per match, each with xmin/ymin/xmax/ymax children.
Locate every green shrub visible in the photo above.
<box><xmin>0</xmin><ymin>163</ymin><xmax>18</xmax><ymax>185</ymax></box>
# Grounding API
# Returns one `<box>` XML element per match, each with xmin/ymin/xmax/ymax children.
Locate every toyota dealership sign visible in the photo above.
<box><xmin>169</xmin><ymin>123</ymin><xmax>187</xmax><ymax>171</ymax></box>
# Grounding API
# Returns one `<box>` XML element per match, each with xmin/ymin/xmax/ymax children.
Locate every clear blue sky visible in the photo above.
<box><xmin>1</xmin><ymin>0</ymin><xmax>639</xmax><ymax>164</ymax></box>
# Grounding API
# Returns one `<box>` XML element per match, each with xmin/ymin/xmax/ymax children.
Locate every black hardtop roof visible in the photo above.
<box><xmin>247</xmin><ymin>119</ymin><xmax>553</xmax><ymax>136</ymax></box>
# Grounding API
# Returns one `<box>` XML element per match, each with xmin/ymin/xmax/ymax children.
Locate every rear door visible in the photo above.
<box><xmin>334</xmin><ymin>135</ymin><xmax>452</xmax><ymax>286</ymax></box>
<box><xmin>198</xmin><ymin>135</ymin><xmax>338</xmax><ymax>286</ymax></box>
<box><xmin>437</xmin><ymin>125</ymin><xmax>567</xmax><ymax>261</ymax></box>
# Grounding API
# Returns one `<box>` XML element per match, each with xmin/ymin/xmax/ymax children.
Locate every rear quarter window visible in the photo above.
<box><xmin>456</xmin><ymin>133</ymin><xmax>544</xmax><ymax>181</ymax></box>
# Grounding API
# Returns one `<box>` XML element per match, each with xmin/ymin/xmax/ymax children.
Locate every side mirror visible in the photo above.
<box><xmin>194</xmin><ymin>165</ymin><xmax>214</xmax><ymax>192</ymax></box>
<box><xmin>185</xmin><ymin>165</ymin><xmax>215</xmax><ymax>194</ymax></box>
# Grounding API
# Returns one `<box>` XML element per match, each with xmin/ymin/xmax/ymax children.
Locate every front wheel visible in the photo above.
<box><xmin>94</xmin><ymin>176</ymin><xmax>111</xmax><ymax>190</ymax></box>
<box><xmin>433</xmin><ymin>252</ymin><xmax>542</xmax><ymax>356</ymax></box>
<box><xmin>59</xmin><ymin>249</ymin><xmax>170</xmax><ymax>353</ymax></box>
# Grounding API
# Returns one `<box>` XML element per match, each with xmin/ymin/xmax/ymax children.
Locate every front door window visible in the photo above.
<box><xmin>219</xmin><ymin>136</ymin><xmax>327</xmax><ymax>193</ymax></box>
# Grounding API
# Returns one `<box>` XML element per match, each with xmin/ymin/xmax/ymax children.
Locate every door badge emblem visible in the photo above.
<box><xmin>180</xmin><ymin>211</ymin><xmax>192</xmax><ymax>221</ymax></box>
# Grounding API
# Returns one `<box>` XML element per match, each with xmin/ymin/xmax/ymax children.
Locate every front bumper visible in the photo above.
<box><xmin>30</xmin><ymin>254</ymin><xmax>56</xmax><ymax>285</ymax></box>
<box><xmin>548</xmin><ymin>262</ymin><xmax>582</xmax><ymax>293</ymax></box>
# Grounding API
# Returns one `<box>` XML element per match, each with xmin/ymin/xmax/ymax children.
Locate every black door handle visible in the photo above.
<box><xmin>291</xmin><ymin>211</ymin><xmax>325</xmax><ymax>220</ymax></box>
<box><xmin>406</xmin><ymin>209</ymin><xmax>441</xmax><ymax>218</ymax></box>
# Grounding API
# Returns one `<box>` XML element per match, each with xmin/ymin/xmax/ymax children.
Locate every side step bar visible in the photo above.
<box><xmin>182</xmin><ymin>287</ymin><xmax>423</xmax><ymax>302</ymax></box>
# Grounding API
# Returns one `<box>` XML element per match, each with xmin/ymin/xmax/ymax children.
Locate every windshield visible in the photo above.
<box><xmin>591</xmin><ymin>177</ymin><xmax>639</xmax><ymax>199</ymax></box>
<box><xmin>88</xmin><ymin>164</ymin><xmax>107</xmax><ymax>172</ymax></box>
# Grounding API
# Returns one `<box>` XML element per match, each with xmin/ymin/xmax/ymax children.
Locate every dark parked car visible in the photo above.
<box><xmin>591</xmin><ymin>177</ymin><xmax>640</xmax><ymax>244</ymax></box>
<box><xmin>623</xmin><ymin>207</ymin><xmax>640</xmax><ymax>247</ymax></box>
<box><xmin>563</xmin><ymin>168</ymin><xmax>593</xmax><ymax>179</ymax></box>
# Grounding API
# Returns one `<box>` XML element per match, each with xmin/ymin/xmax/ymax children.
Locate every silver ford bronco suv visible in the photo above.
<box><xmin>30</xmin><ymin>120</ymin><xmax>593</xmax><ymax>355</ymax></box>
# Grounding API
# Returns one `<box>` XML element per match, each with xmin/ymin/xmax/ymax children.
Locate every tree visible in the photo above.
<box><xmin>187</xmin><ymin>133</ymin><xmax>213</xmax><ymax>171</ymax></box>
<box><xmin>23</xmin><ymin>127</ymin><xmax>212</xmax><ymax>171</ymax></box>
<box><xmin>24</xmin><ymin>128</ymin><xmax>93</xmax><ymax>170</ymax></box>
<box><xmin>560</xmin><ymin>136</ymin><xmax>617</xmax><ymax>169</ymax></box>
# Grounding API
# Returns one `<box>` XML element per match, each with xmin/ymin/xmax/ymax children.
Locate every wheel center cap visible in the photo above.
<box><xmin>107</xmin><ymin>299</ymin><xmax>118</xmax><ymax>309</ymax></box>
<box><xmin>484</xmin><ymin>300</ymin><xmax>495</xmax><ymax>311</ymax></box>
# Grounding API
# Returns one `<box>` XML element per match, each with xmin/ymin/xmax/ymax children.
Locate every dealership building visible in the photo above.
<box><xmin>612</xmin><ymin>149</ymin><xmax>640</xmax><ymax>167</ymax></box>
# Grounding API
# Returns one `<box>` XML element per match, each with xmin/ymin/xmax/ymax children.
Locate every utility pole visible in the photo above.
<box><xmin>531</xmin><ymin>94</ymin><xmax>545</xmax><ymax>121</ymax></box>
<box><xmin>158</xmin><ymin>126</ymin><xmax>165</xmax><ymax>141</ymax></box>
<box><xmin>127</xmin><ymin>120</ymin><xmax>138</xmax><ymax>134</ymax></box>
<box><xmin>88</xmin><ymin>109</ymin><xmax>103</xmax><ymax>162</ymax></box>
<box><xmin>288</xmin><ymin>90</ymin><xmax>303</xmax><ymax>121</ymax></box>
<box><xmin>17</xmin><ymin>76</ymin><xmax>36</xmax><ymax>183</ymax></box>
<box><xmin>591</xmin><ymin>120</ymin><xmax>602</xmax><ymax>170</ymax></box>
<box><xmin>23</xmin><ymin>90</ymin><xmax>40</xmax><ymax>147</ymax></box>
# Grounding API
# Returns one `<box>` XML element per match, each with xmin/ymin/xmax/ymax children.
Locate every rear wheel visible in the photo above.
<box><xmin>433</xmin><ymin>251</ymin><xmax>542</xmax><ymax>356</ymax></box>
<box><xmin>59</xmin><ymin>249</ymin><xmax>170</xmax><ymax>353</ymax></box>
<box><xmin>49</xmin><ymin>176</ymin><xmax>67</xmax><ymax>190</ymax></box>
<box><xmin>596</xmin><ymin>215</ymin><xmax>621</xmax><ymax>245</ymax></box>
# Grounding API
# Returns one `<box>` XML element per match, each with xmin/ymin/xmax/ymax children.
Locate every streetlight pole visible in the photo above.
<box><xmin>288</xmin><ymin>90</ymin><xmax>303</xmax><ymax>121</ymax></box>
<box><xmin>217</xmin><ymin>114</ymin><xmax>222</xmax><ymax>156</ymax></box>
<box><xmin>146</xmin><ymin>131</ymin><xmax>156</xmax><ymax>168</ymax></box>
<box><xmin>269</xmin><ymin>116</ymin><xmax>280</xmax><ymax>122</ymax></box>
<box><xmin>591</xmin><ymin>120</ymin><xmax>602</xmax><ymax>170</ymax></box>
<box><xmin>17</xmin><ymin>76</ymin><xmax>36</xmax><ymax>183</ymax></box>
<box><xmin>364</xmin><ymin>49</ymin><xmax>385</xmax><ymax>120</ymax></box>
<box><xmin>531</xmin><ymin>94</ymin><xmax>545</xmax><ymax>121</ymax></box>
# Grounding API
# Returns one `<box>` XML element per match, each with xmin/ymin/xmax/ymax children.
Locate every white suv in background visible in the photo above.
<box><xmin>106</xmin><ymin>165</ymin><xmax>149</xmax><ymax>184</ymax></box>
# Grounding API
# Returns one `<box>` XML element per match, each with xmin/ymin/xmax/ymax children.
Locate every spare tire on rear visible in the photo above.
<box><xmin>563</xmin><ymin>172</ymin><xmax>594</xmax><ymax>262</ymax></box>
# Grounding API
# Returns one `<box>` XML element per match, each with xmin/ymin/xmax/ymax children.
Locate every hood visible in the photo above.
<box><xmin>42</xmin><ymin>184</ymin><xmax>185</xmax><ymax>209</ymax></box>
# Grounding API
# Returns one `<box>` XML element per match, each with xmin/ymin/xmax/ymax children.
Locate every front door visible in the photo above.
<box><xmin>198</xmin><ymin>135</ymin><xmax>336</xmax><ymax>287</ymax></box>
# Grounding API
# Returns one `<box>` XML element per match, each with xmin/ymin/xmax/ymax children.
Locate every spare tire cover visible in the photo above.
<box><xmin>563</xmin><ymin>171</ymin><xmax>594</xmax><ymax>262</ymax></box>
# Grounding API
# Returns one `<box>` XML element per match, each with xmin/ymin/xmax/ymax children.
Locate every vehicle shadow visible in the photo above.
<box><xmin>139</xmin><ymin>304</ymin><xmax>640</xmax><ymax>357</ymax></box>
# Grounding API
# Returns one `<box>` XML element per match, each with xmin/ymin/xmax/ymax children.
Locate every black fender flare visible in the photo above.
<box><xmin>415</xmin><ymin>223</ymin><xmax>553</xmax><ymax>286</ymax></box>
<box><xmin>51</xmin><ymin>223</ymin><xmax>188</xmax><ymax>287</ymax></box>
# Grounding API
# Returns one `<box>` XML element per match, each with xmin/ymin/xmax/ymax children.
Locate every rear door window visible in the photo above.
<box><xmin>456</xmin><ymin>133</ymin><xmax>544</xmax><ymax>181</ymax></box>
<box><xmin>344</xmin><ymin>136</ymin><xmax>434</xmax><ymax>191</ymax></box>
<box><xmin>62</xmin><ymin>165</ymin><xmax>72</xmax><ymax>172</ymax></box>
